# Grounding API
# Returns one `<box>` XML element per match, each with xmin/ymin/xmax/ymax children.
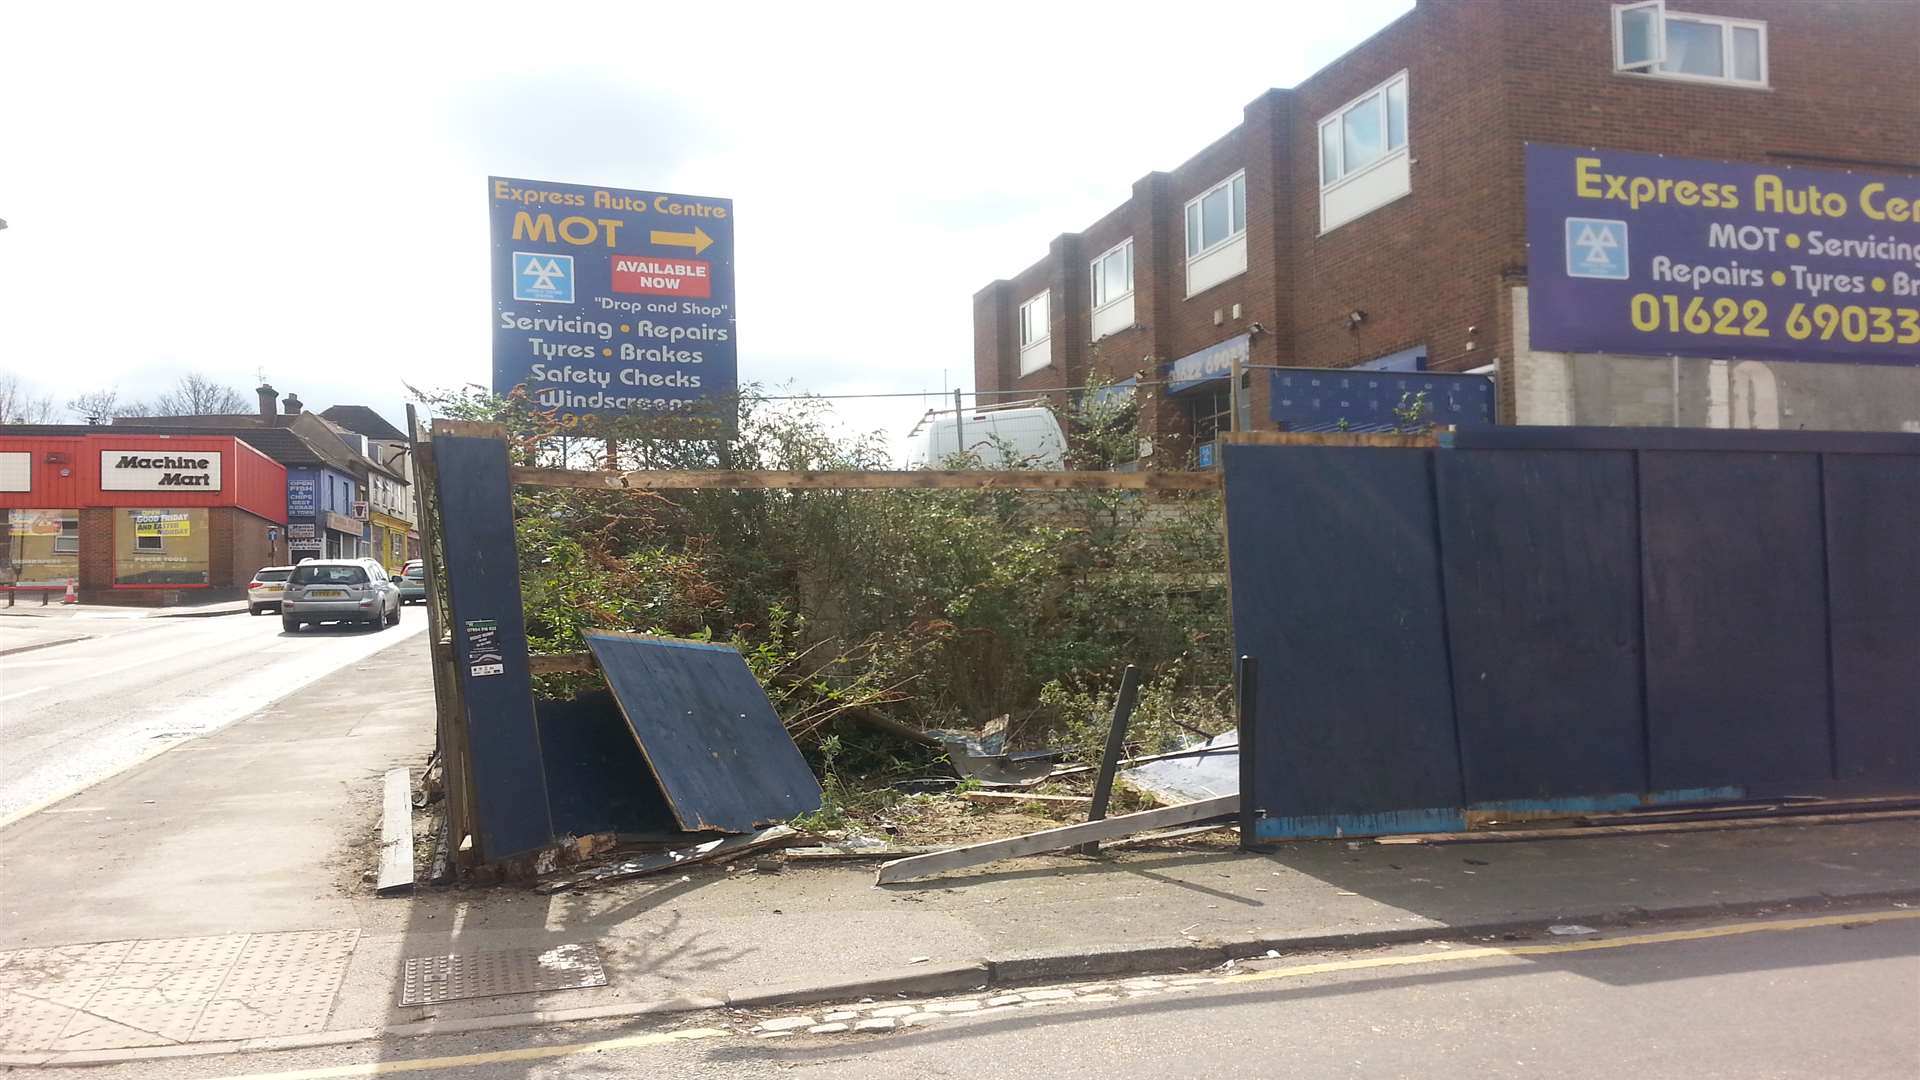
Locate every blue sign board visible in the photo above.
<box><xmin>1164</xmin><ymin>334</ymin><xmax>1250</xmax><ymax>394</ymax></box>
<box><xmin>489</xmin><ymin>176</ymin><xmax>738</xmax><ymax>423</ymax></box>
<box><xmin>1526</xmin><ymin>144</ymin><xmax>1920</xmax><ymax>366</ymax></box>
<box><xmin>286</xmin><ymin>473</ymin><xmax>315</xmax><ymax>517</ymax></box>
<box><xmin>1269</xmin><ymin>369</ymin><xmax>1495</xmax><ymax>433</ymax></box>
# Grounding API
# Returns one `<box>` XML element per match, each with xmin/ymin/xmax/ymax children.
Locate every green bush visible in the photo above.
<box><xmin>411</xmin><ymin>383</ymin><xmax>1230</xmax><ymax>767</ymax></box>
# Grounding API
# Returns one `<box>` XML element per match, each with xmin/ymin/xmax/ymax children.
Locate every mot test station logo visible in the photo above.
<box><xmin>512</xmin><ymin>251</ymin><xmax>575</xmax><ymax>303</ymax></box>
<box><xmin>1565</xmin><ymin>217</ymin><xmax>1630</xmax><ymax>280</ymax></box>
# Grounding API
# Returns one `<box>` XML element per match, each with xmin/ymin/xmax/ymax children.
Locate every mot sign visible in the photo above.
<box><xmin>488</xmin><ymin>176</ymin><xmax>738</xmax><ymax>424</ymax></box>
<box><xmin>1526</xmin><ymin>144</ymin><xmax>1920</xmax><ymax>366</ymax></box>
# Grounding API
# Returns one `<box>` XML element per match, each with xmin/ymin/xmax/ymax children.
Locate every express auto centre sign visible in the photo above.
<box><xmin>99</xmin><ymin>450</ymin><xmax>222</xmax><ymax>490</ymax></box>
<box><xmin>488</xmin><ymin>176</ymin><xmax>737</xmax><ymax>424</ymax></box>
<box><xmin>1526</xmin><ymin>144</ymin><xmax>1920</xmax><ymax>365</ymax></box>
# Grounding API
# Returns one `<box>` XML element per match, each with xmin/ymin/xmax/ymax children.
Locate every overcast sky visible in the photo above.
<box><xmin>1</xmin><ymin>0</ymin><xmax>1411</xmax><ymax>444</ymax></box>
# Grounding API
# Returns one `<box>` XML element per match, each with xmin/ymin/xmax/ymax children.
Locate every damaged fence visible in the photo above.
<box><xmin>409</xmin><ymin>417</ymin><xmax>1227</xmax><ymax>871</ymax></box>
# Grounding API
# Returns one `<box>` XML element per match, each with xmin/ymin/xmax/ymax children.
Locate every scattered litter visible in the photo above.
<box><xmin>1121</xmin><ymin>732</ymin><xmax>1238</xmax><ymax>804</ymax></box>
<box><xmin>905</xmin><ymin>956</ymin><xmax>931</xmax><ymax>965</ymax></box>
<box><xmin>932</xmin><ymin>717</ymin><xmax>1061</xmax><ymax>786</ymax></box>
<box><xmin>534</xmin><ymin>826</ymin><xmax>805</xmax><ymax>894</ymax></box>
<box><xmin>1264</xmin><ymin>950</ymin><xmax>1280</xmax><ymax>958</ymax></box>
<box><xmin>1548</xmin><ymin>924</ymin><xmax>1598</xmax><ymax>936</ymax></box>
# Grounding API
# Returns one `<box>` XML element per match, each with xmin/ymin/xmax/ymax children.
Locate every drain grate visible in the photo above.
<box><xmin>398</xmin><ymin>943</ymin><xmax>607</xmax><ymax>1006</ymax></box>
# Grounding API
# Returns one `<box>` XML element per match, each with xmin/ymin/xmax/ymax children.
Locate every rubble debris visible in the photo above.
<box><xmin>534</xmin><ymin>825</ymin><xmax>806</xmax><ymax>894</ymax></box>
<box><xmin>875</xmin><ymin>795</ymin><xmax>1240</xmax><ymax>885</ymax></box>
<box><xmin>1121</xmin><ymin>732</ymin><xmax>1238</xmax><ymax>804</ymax></box>
<box><xmin>933</xmin><ymin>716</ymin><xmax>1061</xmax><ymax>786</ymax></box>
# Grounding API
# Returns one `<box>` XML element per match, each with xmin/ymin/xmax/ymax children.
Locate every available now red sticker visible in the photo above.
<box><xmin>611</xmin><ymin>255</ymin><xmax>712</xmax><ymax>298</ymax></box>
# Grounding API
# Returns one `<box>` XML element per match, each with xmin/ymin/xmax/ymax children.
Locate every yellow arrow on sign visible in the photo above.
<box><xmin>650</xmin><ymin>226</ymin><xmax>713</xmax><ymax>255</ymax></box>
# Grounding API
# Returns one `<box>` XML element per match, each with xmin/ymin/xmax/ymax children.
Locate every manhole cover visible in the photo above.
<box><xmin>398</xmin><ymin>943</ymin><xmax>607</xmax><ymax>1006</ymax></box>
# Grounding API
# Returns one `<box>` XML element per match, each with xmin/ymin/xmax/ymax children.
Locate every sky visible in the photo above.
<box><xmin>0</xmin><ymin>0</ymin><xmax>1413</xmax><ymax>447</ymax></box>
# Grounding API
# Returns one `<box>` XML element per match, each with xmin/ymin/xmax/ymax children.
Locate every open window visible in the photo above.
<box><xmin>1614</xmin><ymin>1</ymin><xmax>1767</xmax><ymax>87</ymax></box>
<box><xmin>1613</xmin><ymin>1</ymin><xmax>1666</xmax><ymax>71</ymax></box>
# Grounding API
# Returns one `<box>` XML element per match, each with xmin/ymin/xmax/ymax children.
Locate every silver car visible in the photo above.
<box><xmin>281</xmin><ymin>559</ymin><xmax>401</xmax><ymax>632</ymax></box>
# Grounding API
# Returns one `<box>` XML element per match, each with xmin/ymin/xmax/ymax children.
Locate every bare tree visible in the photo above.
<box><xmin>68</xmin><ymin>387</ymin><xmax>143</xmax><ymax>424</ymax></box>
<box><xmin>0</xmin><ymin>372</ymin><xmax>61</xmax><ymax>425</ymax></box>
<box><xmin>144</xmin><ymin>373</ymin><xmax>250</xmax><ymax>416</ymax></box>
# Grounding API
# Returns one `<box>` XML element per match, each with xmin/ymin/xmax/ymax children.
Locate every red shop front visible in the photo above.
<box><xmin>0</xmin><ymin>433</ymin><xmax>288</xmax><ymax>606</ymax></box>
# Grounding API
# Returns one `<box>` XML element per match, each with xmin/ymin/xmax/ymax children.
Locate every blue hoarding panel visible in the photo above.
<box><xmin>1436</xmin><ymin>449</ymin><xmax>1647</xmax><ymax>802</ymax></box>
<box><xmin>1268</xmin><ymin>368</ymin><xmax>1494</xmax><ymax>432</ymax></box>
<box><xmin>489</xmin><ymin>176</ymin><xmax>737</xmax><ymax>422</ymax></box>
<box><xmin>1640</xmin><ymin>450</ymin><xmax>1833</xmax><ymax>791</ymax></box>
<box><xmin>1822</xmin><ymin>454</ymin><xmax>1920</xmax><ymax>785</ymax></box>
<box><xmin>1222</xmin><ymin>443</ymin><xmax>1463</xmax><ymax>821</ymax></box>
<box><xmin>1525</xmin><ymin>144</ymin><xmax>1920</xmax><ymax>366</ymax></box>
<box><xmin>1165</xmin><ymin>334</ymin><xmax>1249</xmax><ymax>393</ymax></box>
<box><xmin>583</xmin><ymin>632</ymin><xmax>822</xmax><ymax>833</ymax></box>
<box><xmin>436</xmin><ymin>434</ymin><xmax>553</xmax><ymax>858</ymax></box>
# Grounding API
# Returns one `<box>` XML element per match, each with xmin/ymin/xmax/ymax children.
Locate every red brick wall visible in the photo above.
<box><xmin>973</xmin><ymin>0</ymin><xmax>1919</xmax><ymax>433</ymax></box>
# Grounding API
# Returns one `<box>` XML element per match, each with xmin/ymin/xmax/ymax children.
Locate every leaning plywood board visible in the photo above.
<box><xmin>584</xmin><ymin>631</ymin><xmax>823</xmax><ymax>834</ymax></box>
<box><xmin>874</xmin><ymin>795</ymin><xmax>1239</xmax><ymax>885</ymax></box>
<box><xmin>376</xmin><ymin>767</ymin><xmax>414</xmax><ymax>896</ymax></box>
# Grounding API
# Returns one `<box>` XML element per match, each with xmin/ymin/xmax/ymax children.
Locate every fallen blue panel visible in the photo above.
<box><xmin>584</xmin><ymin>631</ymin><xmax>823</xmax><ymax>833</ymax></box>
<box><xmin>537</xmin><ymin>690</ymin><xmax>680</xmax><ymax>837</ymax></box>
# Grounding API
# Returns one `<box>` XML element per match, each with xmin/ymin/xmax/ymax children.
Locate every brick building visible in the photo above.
<box><xmin>0</xmin><ymin>433</ymin><xmax>287</xmax><ymax>605</ymax></box>
<box><xmin>973</xmin><ymin>0</ymin><xmax>1920</xmax><ymax>463</ymax></box>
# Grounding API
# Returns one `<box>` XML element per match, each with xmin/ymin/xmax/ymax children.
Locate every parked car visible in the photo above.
<box><xmin>281</xmin><ymin>558</ymin><xmax>400</xmax><ymax>632</ymax></box>
<box><xmin>397</xmin><ymin>559</ymin><xmax>427</xmax><ymax>605</ymax></box>
<box><xmin>247</xmin><ymin>565</ymin><xmax>296</xmax><ymax>615</ymax></box>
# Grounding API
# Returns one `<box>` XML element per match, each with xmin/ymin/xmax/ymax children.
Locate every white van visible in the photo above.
<box><xmin>902</xmin><ymin>401</ymin><xmax>1067</xmax><ymax>469</ymax></box>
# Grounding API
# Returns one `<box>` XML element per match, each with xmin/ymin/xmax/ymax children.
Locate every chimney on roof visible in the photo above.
<box><xmin>284</xmin><ymin>393</ymin><xmax>303</xmax><ymax>415</ymax></box>
<box><xmin>256</xmin><ymin>383</ymin><xmax>279</xmax><ymax>419</ymax></box>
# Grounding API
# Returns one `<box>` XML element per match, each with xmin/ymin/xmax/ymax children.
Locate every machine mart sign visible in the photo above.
<box><xmin>488</xmin><ymin>176</ymin><xmax>737</xmax><ymax>424</ymax></box>
<box><xmin>100</xmin><ymin>450</ymin><xmax>222</xmax><ymax>490</ymax></box>
<box><xmin>1526</xmin><ymin>144</ymin><xmax>1920</xmax><ymax>366</ymax></box>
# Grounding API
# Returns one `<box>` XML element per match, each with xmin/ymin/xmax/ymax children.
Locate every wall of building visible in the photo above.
<box><xmin>1509</xmin><ymin>287</ymin><xmax>1920</xmax><ymax>432</ymax></box>
<box><xmin>972</xmin><ymin>0</ymin><xmax>1919</xmax><ymax>442</ymax></box>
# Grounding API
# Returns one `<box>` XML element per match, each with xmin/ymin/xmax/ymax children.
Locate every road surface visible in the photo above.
<box><xmin>0</xmin><ymin>608</ymin><xmax>426</xmax><ymax>824</ymax></box>
<box><xmin>60</xmin><ymin>908</ymin><xmax>1920</xmax><ymax>1080</ymax></box>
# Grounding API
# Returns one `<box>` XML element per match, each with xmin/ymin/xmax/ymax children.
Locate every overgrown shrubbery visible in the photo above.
<box><xmin>412</xmin><ymin>382</ymin><xmax>1231</xmax><ymax>780</ymax></box>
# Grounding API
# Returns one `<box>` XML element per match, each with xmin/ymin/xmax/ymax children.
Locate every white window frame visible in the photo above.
<box><xmin>1018</xmin><ymin>290</ymin><xmax>1051</xmax><ymax>375</ymax></box>
<box><xmin>1317</xmin><ymin>71</ymin><xmax>1410</xmax><ymax>192</ymax></box>
<box><xmin>1612</xmin><ymin>2</ymin><xmax>1769</xmax><ymax>89</ymax></box>
<box><xmin>1184</xmin><ymin>171</ymin><xmax>1247</xmax><ymax>262</ymax></box>
<box><xmin>1089</xmin><ymin>238</ymin><xmax>1135</xmax><ymax>312</ymax></box>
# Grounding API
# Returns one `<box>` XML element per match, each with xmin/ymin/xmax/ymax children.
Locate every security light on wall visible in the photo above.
<box><xmin>1345</xmin><ymin>310</ymin><xmax>1369</xmax><ymax>329</ymax></box>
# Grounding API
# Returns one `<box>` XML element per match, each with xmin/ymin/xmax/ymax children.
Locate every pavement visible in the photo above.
<box><xmin>2</xmin><ymin>628</ymin><xmax>1918</xmax><ymax>1068</ymax></box>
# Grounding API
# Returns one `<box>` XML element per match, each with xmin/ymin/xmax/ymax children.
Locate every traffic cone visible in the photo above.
<box><xmin>61</xmin><ymin>577</ymin><xmax>77</xmax><ymax>604</ymax></box>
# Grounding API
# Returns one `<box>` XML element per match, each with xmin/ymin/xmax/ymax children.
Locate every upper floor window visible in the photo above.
<box><xmin>1319</xmin><ymin>72</ymin><xmax>1408</xmax><ymax>187</ymax></box>
<box><xmin>1317</xmin><ymin>71</ymin><xmax>1412</xmax><ymax>233</ymax></box>
<box><xmin>1090</xmin><ymin>238</ymin><xmax>1134</xmax><ymax>310</ymax></box>
<box><xmin>1018</xmin><ymin>290</ymin><xmax>1051</xmax><ymax>375</ymax></box>
<box><xmin>1185</xmin><ymin>172</ymin><xmax>1246</xmax><ymax>259</ymax></box>
<box><xmin>1614</xmin><ymin>1</ymin><xmax>1767</xmax><ymax>88</ymax></box>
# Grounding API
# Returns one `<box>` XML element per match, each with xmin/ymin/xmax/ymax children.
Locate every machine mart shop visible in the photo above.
<box><xmin>0</xmin><ymin>434</ymin><xmax>288</xmax><ymax>605</ymax></box>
